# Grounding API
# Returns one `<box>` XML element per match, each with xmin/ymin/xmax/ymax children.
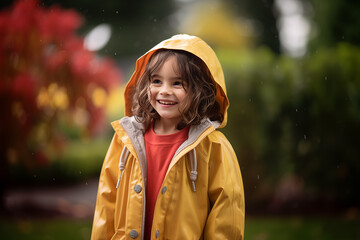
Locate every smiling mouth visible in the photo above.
<box><xmin>158</xmin><ymin>100</ymin><xmax>177</xmax><ymax>105</ymax></box>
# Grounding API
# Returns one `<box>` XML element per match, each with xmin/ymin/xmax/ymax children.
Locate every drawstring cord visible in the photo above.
<box><xmin>189</xmin><ymin>149</ymin><xmax>198</xmax><ymax>192</ymax></box>
<box><xmin>116</xmin><ymin>146</ymin><xmax>197</xmax><ymax>192</ymax></box>
<box><xmin>116</xmin><ymin>147</ymin><xmax>129</xmax><ymax>189</ymax></box>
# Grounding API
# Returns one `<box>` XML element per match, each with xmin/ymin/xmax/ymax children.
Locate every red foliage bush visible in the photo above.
<box><xmin>0</xmin><ymin>0</ymin><xmax>122</xmax><ymax>168</ymax></box>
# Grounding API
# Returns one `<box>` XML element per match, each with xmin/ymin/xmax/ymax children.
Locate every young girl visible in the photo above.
<box><xmin>91</xmin><ymin>34</ymin><xmax>245</xmax><ymax>240</ymax></box>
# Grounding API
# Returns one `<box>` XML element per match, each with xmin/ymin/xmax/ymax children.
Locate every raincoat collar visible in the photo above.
<box><xmin>114</xmin><ymin>116</ymin><xmax>220</xmax><ymax>192</ymax></box>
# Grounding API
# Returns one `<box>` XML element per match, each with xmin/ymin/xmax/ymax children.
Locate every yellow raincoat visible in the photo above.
<box><xmin>91</xmin><ymin>34</ymin><xmax>245</xmax><ymax>240</ymax></box>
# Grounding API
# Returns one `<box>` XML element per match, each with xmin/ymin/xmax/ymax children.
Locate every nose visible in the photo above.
<box><xmin>159</xmin><ymin>82</ymin><xmax>172</xmax><ymax>95</ymax></box>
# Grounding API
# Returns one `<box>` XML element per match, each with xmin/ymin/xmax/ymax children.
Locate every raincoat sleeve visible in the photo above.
<box><xmin>204</xmin><ymin>132</ymin><xmax>245</xmax><ymax>240</ymax></box>
<box><xmin>91</xmin><ymin>134</ymin><xmax>122</xmax><ymax>240</ymax></box>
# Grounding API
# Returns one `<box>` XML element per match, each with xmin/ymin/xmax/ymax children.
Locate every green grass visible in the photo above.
<box><xmin>245</xmin><ymin>216</ymin><xmax>360</xmax><ymax>240</ymax></box>
<box><xmin>1</xmin><ymin>217</ymin><xmax>359</xmax><ymax>239</ymax></box>
<box><xmin>0</xmin><ymin>219</ymin><xmax>92</xmax><ymax>240</ymax></box>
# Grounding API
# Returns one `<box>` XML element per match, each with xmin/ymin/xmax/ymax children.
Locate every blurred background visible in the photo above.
<box><xmin>0</xmin><ymin>0</ymin><xmax>359</xmax><ymax>239</ymax></box>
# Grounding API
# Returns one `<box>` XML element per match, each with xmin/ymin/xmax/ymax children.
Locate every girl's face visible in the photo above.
<box><xmin>148</xmin><ymin>56</ymin><xmax>188</xmax><ymax>128</ymax></box>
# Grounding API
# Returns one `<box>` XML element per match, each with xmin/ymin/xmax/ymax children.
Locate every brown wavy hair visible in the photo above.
<box><xmin>131</xmin><ymin>49</ymin><xmax>223</xmax><ymax>130</ymax></box>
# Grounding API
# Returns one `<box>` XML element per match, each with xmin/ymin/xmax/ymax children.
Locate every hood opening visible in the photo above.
<box><xmin>124</xmin><ymin>34</ymin><xmax>229</xmax><ymax>128</ymax></box>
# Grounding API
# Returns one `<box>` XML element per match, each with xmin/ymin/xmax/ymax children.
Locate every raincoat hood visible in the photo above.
<box><xmin>124</xmin><ymin>34</ymin><xmax>229</xmax><ymax>128</ymax></box>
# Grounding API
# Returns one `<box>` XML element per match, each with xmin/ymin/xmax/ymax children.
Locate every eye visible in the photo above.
<box><xmin>174</xmin><ymin>80</ymin><xmax>188</xmax><ymax>90</ymax></box>
<box><xmin>151</xmin><ymin>79</ymin><xmax>161</xmax><ymax>85</ymax></box>
<box><xmin>173</xmin><ymin>81</ymin><xmax>183</xmax><ymax>86</ymax></box>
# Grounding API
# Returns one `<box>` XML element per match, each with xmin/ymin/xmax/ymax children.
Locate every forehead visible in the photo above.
<box><xmin>149</xmin><ymin>53</ymin><xmax>180</xmax><ymax>75</ymax></box>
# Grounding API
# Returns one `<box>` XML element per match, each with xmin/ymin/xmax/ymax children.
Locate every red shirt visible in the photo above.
<box><xmin>144</xmin><ymin>124</ymin><xmax>189</xmax><ymax>239</ymax></box>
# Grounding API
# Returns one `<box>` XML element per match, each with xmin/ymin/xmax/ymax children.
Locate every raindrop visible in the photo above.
<box><xmin>303</xmin><ymin>134</ymin><xmax>307</xmax><ymax>140</ymax></box>
<box><xmin>257</xmin><ymin>175</ymin><xmax>260</xmax><ymax>180</ymax></box>
<box><xmin>153</xmin><ymin>18</ymin><xmax>157</xmax><ymax>22</ymax></box>
<box><xmin>248</xmin><ymin>98</ymin><xmax>252</xmax><ymax>102</ymax></box>
<box><xmin>79</xmin><ymin>171</ymin><xmax>82</xmax><ymax>175</ymax></box>
<box><xmin>295</xmin><ymin>108</ymin><xmax>298</xmax><ymax>112</ymax></box>
<box><xmin>115</xmin><ymin>10</ymin><xmax>119</xmax><ymax>14</ymax></box>
<box><xmin>324</xmin><ymin>76</ymin><xmax>327</xmax><ymax>80</ymax></box>
<box><xmin>86</xmin><ymin>182</ymin><xmax>88</xmax><ymax>185</ymax></box>
<box><xmin>114</xmin><ymin>52</ymin><xmax>117</xmax><ymax>56</ymax></box>
<box><xmin>53</xmin><ymin>178</ymin><xmax>55</xmax><ymax>181</ymax></box>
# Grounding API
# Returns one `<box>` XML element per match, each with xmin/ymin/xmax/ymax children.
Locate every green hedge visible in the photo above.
<box><xmin>218</xmin><ymin>43</ymin><xmax>360</xmax><ymax>209</ymax></box>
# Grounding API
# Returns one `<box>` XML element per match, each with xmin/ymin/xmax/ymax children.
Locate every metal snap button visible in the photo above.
<box><xmin>155</xmin><ymin>230</ymin><xmax>160</xmax><ymax>238</ymax></box>
<box><xmin>129</xmin><ymin>229</ymin><xmax>138</xmax><ymax>239</ymax></box>
<box><xmin>134</xmin><ymin>184</ymin><xmax>142</xmax><ymax>193</ymax></box>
